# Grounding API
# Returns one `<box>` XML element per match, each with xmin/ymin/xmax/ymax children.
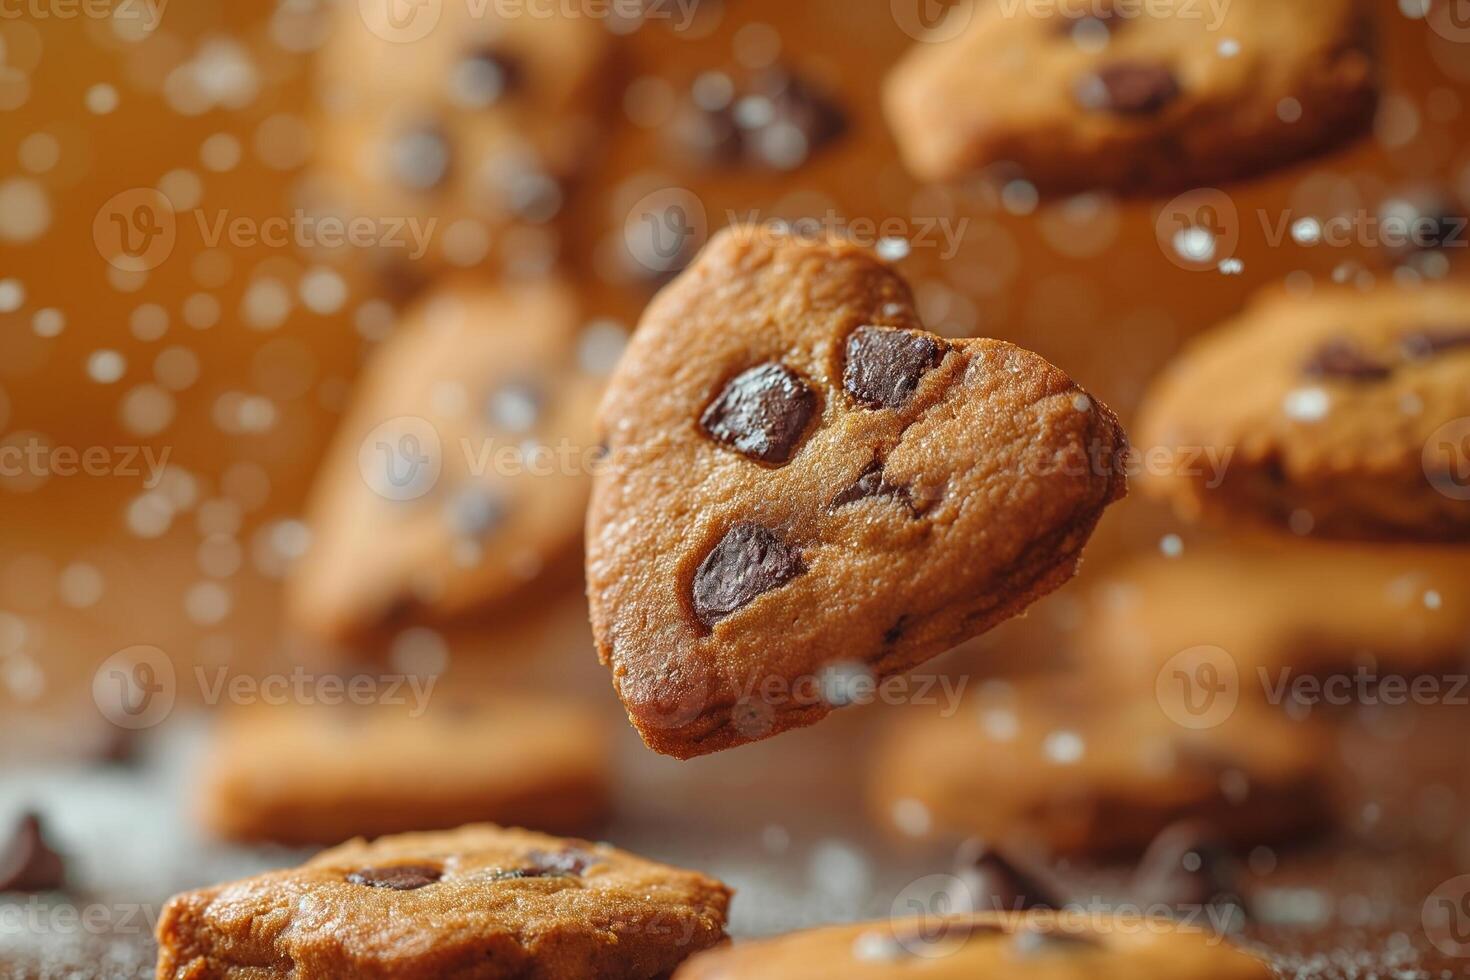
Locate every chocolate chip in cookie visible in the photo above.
<box><xmin>692</xmin><ymin>522</ymin><xmax>804</xmax><ymax>627</ymax></box>
<box><xmin>1076</xmin><ymin>62</ymin><xmax>1181</xmax><ymax>115</ymax></box>
<box><xmin>0</xmin><ymin>812</ymin><xmax>65</xmax><ymax>893</ymax></box>
<box><xmin>1302</xmin><ymin>337</ymin><xmax>1392</xmax><ymax>381</ymax></box>
<box><xmin>954</xmin><ymin>839</ymin><xmax>1059</xmax><ymax>913</ymax></box>
<box><xmin>346</xmin><ymin>864</ymin><xmax>443</xmax><ymax>890</ymax></box>
<box><xmin>1400</xmin><ymin>327</ymin><xmax>1470</xmax><ymax>361</ymax></box>
<box><xmin>388</xmin><ymin>122</ymin><xmax>453</xmax><ymax>192</ymax></box>
<box><xmin>831</xmin><ymin>459</ymin><xmax>915</xmax><ymax>512</ymax></box>
<box><xmin>743</xmin><ymin>69</ymin><xmax>848</xmax><ymax>171</ymax></box>
<box><xmin>701</xmin><ymin>363</ymin><xmax>818</xmax><ymax>465</ymax></box>
<box><xmin>843</xmin><ymin>326</ymin><xmax>947</xmax><ymax>410</ymax></box>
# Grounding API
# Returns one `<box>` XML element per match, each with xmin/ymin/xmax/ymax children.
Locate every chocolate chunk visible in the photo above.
<box><xmin>1076</xmin><ymin>62</ymin><xmax>1180</xmax><ymax>115</ymax></box>
<box><xmin>346</xmin><ymin>863</ymin><xmax>443</xmax><ymax>890</ymax></box>
<box><xmin>450</xmin><ymin>48</ymin><xmax>524</xmax><ymax>109</ymax></box>
<box><xmin>1012</xmin><ymin>927</ymin><xmax>1099</xmax><ymax>957</ymax></box>
<box><xmin>831</xmin><ymin>459</ymin><xmax>913</xmax><ymax>511</ymax></box>
<box><xmin>0</xmin><ymin>812</ymin><xmax>65</xmax><ymax>893</ymax></box>
<box><xmin>1302</xmin><ymin>337</ymin><xmax>1392</xmax><ymax>381</ymax></box>
<box><xmin>692</xmin><ymin>522</ymin><xmax>804</xmax><ymax>627</ymax></box>
<box><xmin>701</xmin><ymin>363</ymin><xmax>818</xmax><ymax>465</ymax></box>
<box><xmin>844</xmin><ymin>326</ymin><xmax>947</xmax><ymax>410</ymax></box>
<box><xmin>954</xmin><ymin>839</ymin><xmax>1059</xmax><ymax>913</ymax></box>
<box><xmin>388</xmin><ymin>123</ymin><xmax>452</xmax><ymax>192</ymax></box>
<box><xmin>1132</xmin><ymin>822</ymin><xmax>1249</xmax><ymax>919</ymax></box>
<box><xmin>1400</xmin><ymin>327</ymin><xmax>1470</xmax><ymax>361</ymax></box>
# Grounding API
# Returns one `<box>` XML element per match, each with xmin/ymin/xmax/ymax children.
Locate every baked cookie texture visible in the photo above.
<box><xmin>1082</xmin><ymin>542</ymin><xmax>1470</xmax><ymax>685</ymax></box>
<box><xmin>197</xmin><ymin>697</ymin><xmax>611</xmax><ymax>845</ymax></box>
<box><xmin>884</xmin><ymin>0</ymin><xmax>1377</xmax><ymax>193</ymax></box>
<box><xmin>1137</xmin><ymin>282</ymin><xmax>1470</xmax><ymax>542</ymax></box>
<box><xmin>586</xmin><ymin>226</ymin><xmax>1128</xmax><ymax>758</ymax></box>
<box><xmin>673</xmin><ymin>911</ymin><xmax>1273</xmax><ymax>979</ymax></box>
<box><xmin>312</xmin><ymin>0</ymin><xmax>610</xmax><ymax>279</ymax></box>
<box><xmin>287</xmin><ymin>281</ymin><xmax>605</xmax><ymax>644</ymax></box>
<box><xmin>869</xmin><ymin>680</ymin><xmax>1332</xmax><ymax>856</ymax></box>
<box><xmin>156</xmin><ymin>824</ymin><xmax>731</xmax><ymax>980</ymax></box>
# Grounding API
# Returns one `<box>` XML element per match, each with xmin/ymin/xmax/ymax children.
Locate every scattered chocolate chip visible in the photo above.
<box><xmin>1132</xmin><ymin>821</ymin><xmax>1249</xmax><ymax>920</ymax></box>
<box><xmin>844</xmin><ymin>326</ymin><xmax>947</xmax><ymax>410</ymax></box>
<box><xmin>1076</xmin><ymin>62</ymin><xmax>1180</xmax><ymax>115</ymax></box>
<box><xmin>701</xmin><ymin>363</ymin><xmax>818</xmax><ymax>465</ymax></box>
<box><xmin>0</xmin><ymin>812</ymin><xmax>65</xmax><ymax>893</ymax></box>
<box><xmin>692</xmin><ymin>522</ymin><xmax>804</xmax><ymax>627</ymax></box>
<box><xmin>449</xmin><ymin>48</ymin><xmax>524</xmax><ymax>109</ymax></box>
<box><xmin>831</xmin><ymin>459</ymin><xmax>913</xmax><ymax>511</ymax></box>
<box><xmin>1012</xmin><ymin>927</ymin><xmax>1099</xmax><ymax>957</ymax></box>
<box><xmin>1400</xmin><ymin>327</ymin><xmax>1470</xmax><ymax>361</ymax></box>
<box><xmin>346</xmin><ymin>864</ymin><xmax>443</xmax><ymax>891</ymax></box>
<box><xmin>388</xmin><ymin>123</ymin><xmax>452</xmax><ymax>192</ymax></box>
<box><xmin>954</xmin><ymin>839</ymin><xmax>1059</xmax><ymax>913</ymax></box>
<box><xmin>1302</xmin><ymin>337</ymin><xmax>1392</xmax><ymax>381</ymax></box>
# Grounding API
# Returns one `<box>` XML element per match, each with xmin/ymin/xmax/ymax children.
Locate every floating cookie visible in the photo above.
<box><xmin>884</xmin><ymin>0</ymin><xmax>1377</xmax><ymax>193</ymax></box>
<box><xmin>673</xmin><ymin>911</ymin><xmax>1273</xmax><ymax>979</ymax></box>
<box><xmin>287</xmin><ymin>281</ymin><xmax>606</xmax><ymax>644</ymax></box>
<box><xmin>156</xmin><ymin>824</ymin><xmax>731</xmax><ymax>979</ymax></box>
<box><xmin>869</xmin><ymin>680</ymin><xmax>1331</xmax><ymax>856</ymax></box>
<box><xmin>586</xmin><ymin>226</ymin><xmax>1127</xmax><ymax>758</ymax></box>
<box><xmin>1136</xmin><ymin>283</ymin><xmax>1470</xmax><ymax>541</ymax></box>
<box><xmin>197</xmin><ymin>696</ymin><xmax>611</xmax><ymax>845</ymax></box>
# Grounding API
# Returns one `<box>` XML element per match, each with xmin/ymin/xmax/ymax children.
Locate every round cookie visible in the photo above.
<box><xmin>287</xmin><ymin>280</ymin><xmax>608</xmax><ymax>644</ymax></box>
<box><xmin>157</xmin><ymin>824</ymin><xmax>732</xmax><ymax>980</ymax></box>
<box><xmin>1081</xmin><ymin>541</ymin><xmax>1470</xmax><ymax>692</ymax></box>
<box><xmin>673</xmin><ymin>911</ymin><xmax>1274</xmax><ymax>979</ymax></box>
<box><xmin>312</xmin><ymin>0</ymin><xmax>611</xmax><ymax>282</ymax></box>
<box><xmin>869</xmin><ymin>679</ymin><xmax>1332</xmax><ymax>856</ymax></box>
<box><xmin>586</xmin><ymin>226</ymin><xmax>1127</xmax><ymax>759</ymax></box>
<box><xmin>884</xmin><ymin>0</ymin><xmax>1377</xmax><ymax>193</ymax></box>
<box><xmin>1136</xmin><ymin>282</ymin><xmax>1470</xmax><ymax>542</ymax></box>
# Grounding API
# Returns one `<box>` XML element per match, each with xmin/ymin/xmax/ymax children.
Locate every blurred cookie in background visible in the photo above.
<box><xmin>884</xmin><ymin>0</ymin><xmax>1377</xmax><ymax>193</ymax></box>
<box><xmin>310</xmin><ymin>0</ymin><xmax>613</xmax><ymax>285</ymax></box>
<box><xmin>286</xmin><ymin>280</ymin><xmax>612</xmax><ymax>647</ymax></box>
<box><xmin>1081</xmin><ymin>540</ymin><xmax>1470</xmax><ymax>699</ymax></box>
<box><xmin>198</xmin><ymin>694</ymin><xmax>611</xmax><ymax>846</ymax></box>
<box><xmin>868</xmin><ymin>679</ymin><xmax>1332</xmax><ymax>857</ymax></box>
<box><xmin>1137</xmin><ymin>281</ymin><xmax>1470</xmax><ymax>542</ymax></box>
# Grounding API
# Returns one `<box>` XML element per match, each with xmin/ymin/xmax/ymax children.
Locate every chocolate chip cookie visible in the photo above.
<box><xmin>1082</xmin><ymin>540</ymin><xmax>1470</xmax><ymax>692</ymax></box>
<box><xmin>586</xmin><ymin>226</ymin><xmax>1127</xmax><ymax>758</ymax></box>
<box><xmin>197</xmin><ymin>696</ymin><xmax>611</xmax><ymax>845</ymax></box>
<box><xmin>673</xmin><ymin>911</ymin><xmax>1273</xmax><ymax>979</ymax></box>
<box><xmin>313</xmin><ymin>0</ymin><xmax>610</xmax><ymax>281</ymax></box>
<box><xmin>156</xmin><ymin>824</ymin><xmax>732</xmax><ymax>980</ymax></box>
<box><xmin>869</xmin><ymin>680</ymin><xmax>1331</xmax><ymax>856</ymax></box>
<box><xmin>884</xmin><ymin>0</ymin><xmax>1377</xmax><ymax>193</ymax></box>
<box><xmin>1136</xmin><ymin>282</ymin><xmax>1470</xmax><ymax>541</ymax></box>
<box><xmin>287</xmin><ymin>280</ymin><xmax>606</xmax><ymax>644</ymax></box>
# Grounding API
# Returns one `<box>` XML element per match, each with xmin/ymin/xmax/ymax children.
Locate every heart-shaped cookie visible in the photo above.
<box><xmin>287</xmin><ymin>280</ymin><xmax>608</xmax><ymax>647</ymax></box>
<box><xmin>586</xmin><ymin>226</ymin><xmax>1127</xmax><ymax>758</ymax></box>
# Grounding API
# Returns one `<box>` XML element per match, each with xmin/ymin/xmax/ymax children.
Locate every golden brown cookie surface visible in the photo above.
<box><xmin>586</xmin><ymin>226</ymin><xmax>1127</xmax><ymax>758</ymax></box>
<box><xmin>1137</xmin><ymin>282</ymin><xmax>1470</xmax><ymax>541</ymax></box>
<box><xmin>156</xmin><ymin>824</ymin><xmax>731</xmax><ymax>980</ymax></box>
<box><xmin>884</xmin><ymin>0</ymin><xmax>1377</xmax><ymax>193</ymax></box>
